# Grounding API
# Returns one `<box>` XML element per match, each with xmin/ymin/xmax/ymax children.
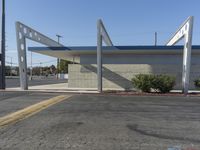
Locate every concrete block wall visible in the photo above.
<box><xmin>68</xmin><ymin>64</ymin><xmax>200</xmax><ymax>90</ymax></box>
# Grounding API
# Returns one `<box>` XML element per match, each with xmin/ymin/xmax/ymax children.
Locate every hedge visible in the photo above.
<box><xmin>132</xmin><ymin>74</ymin><xmax>176</xmax><ymax>93</ymax></box>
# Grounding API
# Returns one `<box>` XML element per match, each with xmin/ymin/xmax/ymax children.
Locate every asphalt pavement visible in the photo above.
<box><xmin>1</xmin><ymin>93</ymin><xmax>200</xmax><ymax>149</ymax></box>
<box><xmin>6</xmin><ymin>77</ymin><xmax>67</xmax><ymax>88</ymax></box>
<box><xmin>0</xmin><ymin>91</ymin><xmax>62</xmax><ymax>117</ymax></box>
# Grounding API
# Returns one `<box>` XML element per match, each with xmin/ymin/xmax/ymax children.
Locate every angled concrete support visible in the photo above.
<box><xmin>166</xmin><ymin>16</ymin><xmax>194</xmax><ymax>95</ymax></box>
<box><xmin>16</xmin><ymin>22</ymin><xmax>63</xmax><ymax>90</ymax></box>
<box><xmin>97</xmin><ymin>19</ymin><xmax>113</xmax><ymax>93</ymax></box>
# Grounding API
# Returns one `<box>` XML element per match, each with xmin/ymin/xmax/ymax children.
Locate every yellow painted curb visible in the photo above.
<box><xmin>0</xmin><ymin>95</ymin><xmax>72</xmax><ymax>127</ymax></box>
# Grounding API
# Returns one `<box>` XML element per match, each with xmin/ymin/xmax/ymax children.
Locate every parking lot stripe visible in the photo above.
<box><xmin>0</xmin><ymin>95</ymin><xmax>72</xmax><ymax>127</ymax></box>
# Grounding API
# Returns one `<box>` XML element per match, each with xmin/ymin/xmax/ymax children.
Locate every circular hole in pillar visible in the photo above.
<box><xmin>185</xmin><ymin>24</ymin><xmax>188</xmax><ymax>31</ymax></box>
<box><xmin>38</xmin><ymin>37</ymin><xmax>41</xmax><ymax>41</ymax></box>
<box><xmin>34</xmin><ymin>32</ymin><xmax>37</xmax><ymax>36</ymax></box>
<box><xmin>182</xmin><ymin>29</ymin><xmax>184</xmax><ymax>35</ymax></box>
<box><xmin>29</xmin><ymin>32</ymin><xmax>33</xmax><ymax>38</ymax></box>
<box><xmin>21</xmin><ymin>56</ymin><xmax>24</xmax><ymax>62</ymax></box>
<box><xmin>19</xmin><ymin>32</ymin><xmax>22</xmax><ymax>39</ymax></box>
<box><xmin>21</xmin><ymin>44</ymin><xmax>25</xmax><ymax>50</ymax></box>
<box><xmin>24</xmin><ymin>28</ymin><xmax>27</xmax><ymax>34</ymax></box>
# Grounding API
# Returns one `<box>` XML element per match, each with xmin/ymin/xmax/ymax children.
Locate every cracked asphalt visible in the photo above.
<box><xmin>1</xmin><ymin>93</ymin><xmax>200</xmax><ymax>149</ymax></box>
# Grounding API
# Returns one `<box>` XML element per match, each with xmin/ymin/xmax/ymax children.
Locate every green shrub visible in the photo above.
<box><xmin>194</xmin><ymin>78</ymin><xmax>200</xmax><ymax>89</ymax></box>
<box><xmin>152</xmin><ymin>75</ymin><xmax>176</xmax><ymax>93</ymax></box>
<box><xmin>132</xmin><ymin>74</ymin><xmax>176</xmax><ymax>93</ymax></box>
<box><xmin>131</xmin><ymin>74</ymin><xmax>154</xmax><ymax>93</ymax></box>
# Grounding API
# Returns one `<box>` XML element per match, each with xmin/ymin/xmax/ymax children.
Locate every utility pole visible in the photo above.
<box><xmin>40</xmin><ymin>62</ymin><xmax>42</xmax><ymax>78</ymax></box>
<box><xmin>155</xmin><ymin>32</ymin><xmax>157</xmax><ymax>46</ymax></box>
<box><xmin>10</xmin><ymin>57</ymin><xmax>12</xmax><ymax>77</ymax></box>
<box><xmin>0</xmin><ymin>0</ymin><xmax>5</xmax><ymax>89</ymax></box>
<box><xmin>30</xmin><ymin>51</ymin><xmax>32</xmax><ymax>80</ymax></box>
<box><xmin>56</xmin><ymin>34</ymin><xmax>62</xmax><ymax>79</ymax></box>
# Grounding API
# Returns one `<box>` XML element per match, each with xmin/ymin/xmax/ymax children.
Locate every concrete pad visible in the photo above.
<box><xmin>5</xmin><ymin>82</ymin><xmax>99</xmax><ymax>94</ymax></box>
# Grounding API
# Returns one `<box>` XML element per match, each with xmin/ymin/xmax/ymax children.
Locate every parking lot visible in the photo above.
<box><xmin>5</xmin><ymin>77</ymin><xmax>67</xmax><ymax>88</ymax></box>
<box><xmin>0</xmin><ymin>92</ymin><xmax>200</xmax><ymax>149</ymax></box>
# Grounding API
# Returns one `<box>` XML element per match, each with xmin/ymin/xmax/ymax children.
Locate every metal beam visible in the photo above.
<box><xmin>97</xmin><ymin>19</ymin><xmax>113</xmax><ymax>93</ymax></box>
<box><xmin>166</xmin><ymin>16</ymin><xmax>194</xmax><ymax>95</ymax></box>
<box><xmin>16</xmin><ymin>22</ymin><xmax>63</xmax><ymax>90</ymax></box>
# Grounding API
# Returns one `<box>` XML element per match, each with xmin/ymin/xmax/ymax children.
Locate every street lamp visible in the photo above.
<box><xmin>56</xmin><ymin>34</ymin><xmax>62</xmax><ymax>79</ymax></box>
<box><xmin>0</xmin><ymin>0</ymin><xmax>5</xmax><ymax>89</ymax></box>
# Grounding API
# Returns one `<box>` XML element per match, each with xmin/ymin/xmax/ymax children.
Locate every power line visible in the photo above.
<box><xmin>31</xmin><ymin>59</ymin><xmax>57</xmax><ymax>65</ymax></box>
<box><xmin>5</xmin><ymin>59</ymin><xmax>57</xmax><ymax>66</ymax></box>
<box><xmin>5</xmin><ymin>61</ymin><xmax>17</xmax><ymax>65</ymax></box>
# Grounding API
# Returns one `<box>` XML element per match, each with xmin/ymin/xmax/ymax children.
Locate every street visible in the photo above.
<box><xmin>5</xmin><ymin>77</ymin><xmax>67</xmax><ymax>88</ymax></box>
<box><xmin>0</xmin><ymin>93</ymin><xmax>200</xmax><ymax>149</ymax></box>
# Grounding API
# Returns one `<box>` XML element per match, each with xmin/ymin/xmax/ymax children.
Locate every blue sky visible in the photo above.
<box><xmin>5</xmin><ymin>0</ymin><xmax>200</xmax><ymax>66</ymax></box>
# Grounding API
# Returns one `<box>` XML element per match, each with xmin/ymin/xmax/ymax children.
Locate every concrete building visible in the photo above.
<box><xmin>29</xmin><ymin>45</ymin><xmax>200</xmax><ymax>90</ymax></box>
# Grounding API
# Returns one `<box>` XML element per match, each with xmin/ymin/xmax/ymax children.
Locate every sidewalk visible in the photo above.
<box><xmin>6</xmin><ymin>83</ymin><xmax>99</xmax><ymax>93</ymax></box>
<box><xmin>6</xmin><ymin>82</ymin><xmax>200</xmax><ymax>94</ymax></box>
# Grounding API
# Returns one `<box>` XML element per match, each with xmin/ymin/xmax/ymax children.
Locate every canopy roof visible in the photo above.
<box><xmin>28</xmin><ymin>45</ymin><xmax>200</xmax><ymax>61</ymax></box>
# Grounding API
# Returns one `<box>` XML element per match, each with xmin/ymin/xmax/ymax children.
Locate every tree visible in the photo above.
<box><xmin>50</xmin><ymin>65</ymin><xmax>56</xmax><ymax>74</ymax></box>
<box><xmin>32</xmin><ymin>67</ymin><xmax>41</xmax><ymax>76</ymax></box>
<box><xmin>57</xmin><ymin>59</ymin><xmax>73</xmax><ymax>73</ymax></box>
